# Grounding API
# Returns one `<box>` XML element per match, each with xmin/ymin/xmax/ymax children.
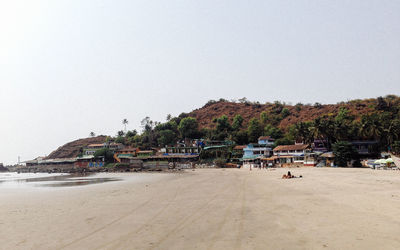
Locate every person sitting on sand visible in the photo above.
<box><xmin>282</xmin><ymin>171</ymin><xmax>303</xmax><ymax>179</ymax></box>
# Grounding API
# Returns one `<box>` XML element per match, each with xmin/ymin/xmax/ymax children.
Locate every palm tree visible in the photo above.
<box><xmin>385</xmin><ymin>119</ymin><xmax>400</xmax><ymax>147</ymax></box>
<box><xmin>122</xmin><ymin>119</ymin><xmax>129</xmax><ymax>132</ymax></box>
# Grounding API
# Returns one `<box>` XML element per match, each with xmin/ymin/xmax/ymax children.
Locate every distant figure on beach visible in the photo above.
<box><xmin>282</xmin><ymin>171</ymin><xmax>302</xmax><ymax>179</ymax></box>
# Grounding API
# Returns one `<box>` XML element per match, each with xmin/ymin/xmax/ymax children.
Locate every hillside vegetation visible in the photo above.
<box><xmin>46</xmin><ymin>95</ymin><xmax>400</xmax><ymax>159</ymax></box>
<box><xmin>188</xmin><ymin>98</ymin><xmax>385</xmax><ymax>130</ymax></box>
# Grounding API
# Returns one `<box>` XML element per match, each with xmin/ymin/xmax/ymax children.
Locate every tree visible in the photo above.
<box><xmin>125</xmin><ymin>130</ymin><xmax>137</xmax><ymax>138</ymax></box>
<box><xmin>122</xmin><ymin>119</ymin><xmax>129</xmax><ymax>132</ymax></box>
<box><xmin>290</xmin><ymin>122</ymin><xmax>313</xmax><ymax>143</ymax></box>
<box><xmin>89</xmin><ymin>132</ymin><xmax>96</xmax><ymax>137</ymax></box>
<box><xmin>141</xmin><ymin>117</ymin><xmax>154</xmax><ymax>132</ymax></box>
<box><xmin>260</xmin><ymin>111</ymin><xmax>268</xmax><ymax>126</ymax></box>
<box><xmin>358</xmin><ymin>113</ymin><xmax>382</xmax><ymax>140</ymax></box>
<box><xmin>264</xmin><ymin>124</ymin><xmax>283</xmax><ymax>139</ymax></box>
<box><xmin>178</xmin><ymin>117</ymin><xmax>199</xmax><ymax>139</ymax></box>
<box><xmin>274</xmin><ymin>137</ymin><xmax>293</xmax><ymax>147</ymax></box>
<box><xmin>376</xmin><ymin>96</ymin><xmax>388</xmax><ymax>111</ymax></box>
<box><xmin>94</xmin><ymin>148</ymin><xmax>114</xmax><ymax>163</ymax></box>
<box><xmin>232</xmin><ymin>114</ymin><xmax>244</xmax><ymax>131</ymax></box>
<box><xmin>115</xmin><ymin>136</ymin><xmax>125</xmax><ymax>144</ymax></box>
<box><xmin>333</xmin><ymin>141</ymin><xmax>358</xmax><ymax>167</ymax></box>
<box><xmin>232</xmin><ymin>130</ymin><xmax>249</xmax><ymax>145</ymax></box>
<box><xmin>213</xmin><ymin>115</ymin><xmax>232</xmax><ymax>140</ymax></box>
<box><xmin>247</xmin><ymin>118</ymin><xmax>262</xmax><ymax>142</ymax></box>
<box><xmin>384</xmin><ymin>119</ymin><xmax>400</xmax><ymax>147</ymax></box>
<box><xmin>166</xmin><ymin>114</ymin><xmax>172</xmax><ymax>121</ymax></box>
<box><xmin>392</xmin><ymin>141</ymin><xmax>400</xmax><ymax>154</ymax></box>
<box><xmin>281</xmin><ymin>108</ymin><xmax>290</xmax><ymax>118</ymax></box>
<box><xmin>158</xmin><ymin>130</ymin><xmax>177</xmax><ymax>146</ymax></box>
<box><xmin>117</xmin><ymin>130</ymin><xmax>125</xmax><ymax>137</ymax></box>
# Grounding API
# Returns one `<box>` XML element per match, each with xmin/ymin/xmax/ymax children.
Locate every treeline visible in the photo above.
<box><xmin>112</xmin><ymin>96</ymin><xmax>400</xmax><ymax>152</ymax></box>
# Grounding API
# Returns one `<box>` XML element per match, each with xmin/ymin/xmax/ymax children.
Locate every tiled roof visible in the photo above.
<box><xmin>87</xmin><ymin>143</ymin><xmax>104</xmax><ymax>147</ymax></box>
<box><xmin>273</xmin><ymin>144</ymin><xmax>309</xmax><ymax>151</ymax></box>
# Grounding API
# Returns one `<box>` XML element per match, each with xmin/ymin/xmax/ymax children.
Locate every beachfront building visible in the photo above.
<box><xmin>160</xmin><ymin>146</ymin><xmax>200</xmax><ymax>155</ymax></box>
<box><xmin>273</xmin><ymin>144</ymin><xmax>315</xmax><ymax>167</ymax></box>
<box><xmin>312</xmin><ymin>139</ymin><xmax>329</xmax><ymax>153</ymax></box>
<box><xmin>24</xmin><ymin>157</ymin><xmax>77</xmax><ymax>170</ymax></box>
<box><xmin>75</xmin><ymin>155</ymin><xmax>105</xmax><ymax>168</ymax></box>
<box><xmin>84</xmin><ymin>143</ymin><xmax>124</xmax><ymax>156</ymax></box>
<box><xmin>136</xmin><ymin>150</ymin><xmax>156</xmax><ymax>158</ymax></box>
<box><xmin>112</xmin><ymin>147</ymin><xmax>139</xmax><ymax>163</ymax></box>
<box><xmin>350</xmin><ymin>141</ymin><xmax>379</xmax><ymax>156</ymax></box>
<box><xmin>231</xmin><ymin>145</ymin><xmax>246</xmax><ymax>163</ymax></box>
<box><xmin>199</xmin><ymin>140</ymin><xmax>233</xmax><ymax>160</ymax></box>
<box><xmin>242</xmin><ymin>143</ymin><xmax>273</xmax><ymax>168</ymax></box>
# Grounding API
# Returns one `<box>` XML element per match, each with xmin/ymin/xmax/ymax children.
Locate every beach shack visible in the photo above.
<box><xmin>231</xmin><ymin>145</ymin><xmax>246</xmax><ymax>164</ymax></box>
<box><xmin>84</xmin><ymin>143</ymin><xmax>124</xmax><ymax>156</ymax></box>
<box><xmin>273</xmin><ymin>144</ymin><xmax>312</xmax><ymax>167</ymax></box>
<box><xmin>320</xmin><ymin>152</ymin><xmax>335</xmax><ymax>167</ymax></box>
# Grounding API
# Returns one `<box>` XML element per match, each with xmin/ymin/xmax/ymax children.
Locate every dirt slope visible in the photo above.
<box><xmin>46</xmin><ymin>136</ymin><xmax>107</xmax><ymax>159</ymax></box>
<box><xmin>188</xmin><ymin>98</ymin><xmax>382</xmax><ymax>130</ymax></box>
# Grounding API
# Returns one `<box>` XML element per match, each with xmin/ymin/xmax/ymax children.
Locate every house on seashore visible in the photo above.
<box><xmin>350</xmin><ymin>140</ymin><xmax>379</xmax><ymax>157</ymax></box>
<box><xmin>231</xmin><ymin>145</ymin><xmax>246</xmax><ymax>164</ymax></box>
<box><xmin>242</xmin><ymin>136</ymin><xmax>275</xmax><ymax>168</ymax></box>
<box><xmin>272</xmin><ymin>143</ymin><xmax>316</xmax><ymax>167</ymax></box>
<box><xmin>83</xmin><ymin>142</ymin><xmax>124</xmax><ymax>156</ymax></box>
<box><xmin>113</xmin><ymin>147</ymin><xmax>139</xmax><ymax>163</ymax></box>
<box><xmin>199</xmin><ymin>140</ymin><xmax>233</xmax><ymax>160</ymax></box>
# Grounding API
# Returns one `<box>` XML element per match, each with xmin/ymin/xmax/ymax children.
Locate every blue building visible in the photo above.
<box><xmin>242</xmin><ymin>137</ymin><xmax>275</xmax><ymax>166</ymax></box>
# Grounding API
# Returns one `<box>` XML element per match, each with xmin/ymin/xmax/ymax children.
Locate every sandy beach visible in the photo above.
<box><xmin>1</xmin><ymin>168</ymin><xmax>400</xmax><ymax>250</ymax></box>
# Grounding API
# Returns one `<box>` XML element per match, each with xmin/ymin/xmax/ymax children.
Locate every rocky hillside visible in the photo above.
<box><xmin>188</xmin><ymin>97</ymin><xmax>399</xmax><ymax>130</ymax></box>
<box><xmin>46</xmin><ymin>136</ymin><xmax>107</xmax><ymax>159</ymax></box>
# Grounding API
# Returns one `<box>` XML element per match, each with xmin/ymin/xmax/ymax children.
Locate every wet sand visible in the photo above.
<box><xmin>1</xmin><ymin>168</ymin><xmax>400</xmax><ymax>250</ymax></box>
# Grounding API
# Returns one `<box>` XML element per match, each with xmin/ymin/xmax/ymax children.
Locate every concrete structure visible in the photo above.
<box><xmin>273</xmin><ymin>144</ymin><xmax>314</xmax><ymax>167</ymax></box>
<box><xmin>84</xmin><ymin>143</ymin><xmax>124</xmax><ymax>156</ymax></box>
<box><xmin>350</xmin><ymin>141</ymin><xmax>379</xmax><ymax>156</ymax></box>
<box><xmin>161</xmin><ymin>146</ymin><xmax>200</xmax><ymax>155</ymax></box>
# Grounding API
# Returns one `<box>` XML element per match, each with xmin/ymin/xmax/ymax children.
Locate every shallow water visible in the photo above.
<box><xmin>0</xmin><ymin>172</ymin><xmax>121</xmax><ymax>188</ymax></box>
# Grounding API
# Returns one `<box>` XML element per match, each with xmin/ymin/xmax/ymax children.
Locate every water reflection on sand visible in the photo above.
<box><xmin>0</xmin><ymin>172</ymin><xmax>121</xmax><ymax>188</ymax></box>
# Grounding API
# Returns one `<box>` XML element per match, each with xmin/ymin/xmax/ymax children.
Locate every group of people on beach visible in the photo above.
<box><xmin>282</xmin><ymin>171</ymin><xmax>302</xmax><ymax>179</ymax></box>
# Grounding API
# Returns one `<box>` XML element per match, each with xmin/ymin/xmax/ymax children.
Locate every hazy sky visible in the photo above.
<box><xmin>0</xmin><ymin>0</ymin><xmax>399</xmax><ymax>164</ymax></box>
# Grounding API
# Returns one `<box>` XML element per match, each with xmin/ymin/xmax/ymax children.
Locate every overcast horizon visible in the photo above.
<box><xmin>1</xmin><ymin>0</ymin><xmax>399</xmax><ymax>164</ymax></box>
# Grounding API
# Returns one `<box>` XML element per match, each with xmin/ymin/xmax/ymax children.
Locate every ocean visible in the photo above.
<box><xmin>0</xmin><ymin>172</ymin><xmax>121</xmax><ymax>188</ymax></box>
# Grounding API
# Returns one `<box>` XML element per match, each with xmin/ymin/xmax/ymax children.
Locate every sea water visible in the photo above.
<box><xmin>0</xmin><ymin>172</ymin><xmax>121</xmax><ymax>188</ymax></box>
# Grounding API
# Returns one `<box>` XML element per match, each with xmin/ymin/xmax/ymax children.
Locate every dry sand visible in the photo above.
<box><xmin>1</xmin><ymin>168</ymin><xmax>400</xmax><ymax>250</ymax></box>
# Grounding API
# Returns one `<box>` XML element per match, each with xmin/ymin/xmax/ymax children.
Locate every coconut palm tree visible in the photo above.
<box><xmin>384</xmin><ymin>119</ymin><xmax>400</xmax><ymax>147</ymax></box>
<box><xmin>122</xmin><ymin>119</ymin><xmax>129</xmax><ymax>132</ymax></box>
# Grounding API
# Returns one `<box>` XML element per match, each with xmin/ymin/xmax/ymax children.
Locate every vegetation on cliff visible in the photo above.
<box><xmin>115</xmin><ymin>95</ymin><xmax>400</xmax><ymax>152</ymax></box>
<box><xmin>47</xmin><ymin>95</ymin><xmax>400</xmax><ymax>159</ymax></box>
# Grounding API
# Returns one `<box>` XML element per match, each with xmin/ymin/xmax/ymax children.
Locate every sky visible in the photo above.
<box><xmin>0</xmin><ymin>0</ymin><xmax>399</xmax><ymax>164</ymax></box>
